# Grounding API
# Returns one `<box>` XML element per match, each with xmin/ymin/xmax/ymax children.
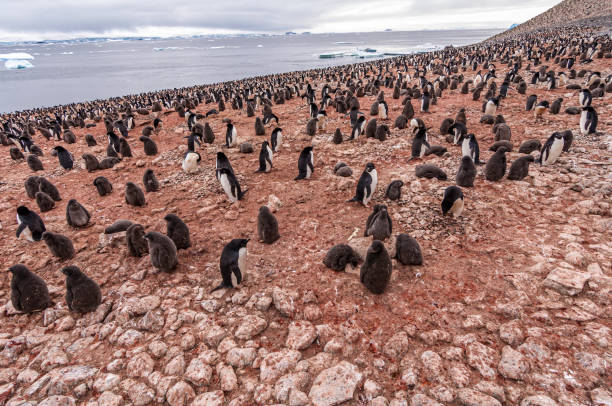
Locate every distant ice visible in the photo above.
<box><xmin>0</xmin><ymin>52</ymin><xmax>34</xmax><ymax>60</ymax></box>
<box><xmin>5</xmin><ymin>60</ymin><xmax>34</xmax><ymax>69</ymax></box>
<box><xmin>59</xmin><ymin>51</ymin><xmax>74</xmax><ymax>55</ymax></box>
<box><xmin>1</xmin><ymin>52</ymin><xmax>35</xmax><ymax>70</ymax></box>
<box><xmin>257</xmin><ymin>44</ymin><xmax>263</xmax><ymax>47</ymax></box>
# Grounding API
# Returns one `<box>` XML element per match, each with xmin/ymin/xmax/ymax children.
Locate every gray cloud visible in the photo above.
<box><xmin>1</xmin><ymin>0</ymin><xmax>558</xmax><ymax>39</ymax></box>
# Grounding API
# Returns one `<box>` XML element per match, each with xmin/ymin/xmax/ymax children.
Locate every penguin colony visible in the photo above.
<box><xmin>0</xmin><ymin>23</ymin><xmax>610</xmax><ymax>399</ymax></box>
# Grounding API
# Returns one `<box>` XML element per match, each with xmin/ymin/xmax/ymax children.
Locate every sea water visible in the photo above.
<box><xmin>0</xmin><ymin>29</ymin><xmax>500</xmax><ymax>113</ymax></box>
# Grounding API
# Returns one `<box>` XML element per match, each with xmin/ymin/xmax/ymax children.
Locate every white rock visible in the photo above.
<box><xmin>192</xmin><ymin>390</ymin><xmax>224</xmax><ymax>406</ymax></box>
<box><xmin>184</xmin><ymin>358</ymin><xmax>213</xmax><ymax>386</ymax></box>
<box><xmin>309</xmin><ymin>361</ymin><xmax>363</xmax><ymax>406</ymax></box>
<box><xmin>165</xmin><ymin>381</ymin><xmax>195</xmax><ymax>406</ymax></box>
<box><xmin>543</xmin><ymin>267</ymin><xmax>590</xmax><ymax>296</ymax></box>
<box><xmin>498</xmin><ymin>346</ymin><xmax>529</xmax><ymax>380</ymax></box>
<box><xmin>234</xmin><ymin>315</ymin><xmax>267</xmax><ymax>340</ymax></box>
<box><xmin>260</xmin><ymin>349</ymin><xmax>302</xmax><ymax>383</ymax></box>
<box><xmin>285</xmin><ymin>321</ymin><xmax>318</xmax><ymax>350</ymax></box>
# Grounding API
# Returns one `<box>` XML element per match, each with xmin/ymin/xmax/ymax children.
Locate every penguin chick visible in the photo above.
<box><xmin>257</xmin><ymin>206</ymin><xmax>280</xmax><ymax>244</ymax></box>
<box><xmin>332</xmin><ymin>128</ymin><xmax>343</xmax><ymax>144</ymax></box>
<box><xmin>360</xmin><ymin>240</ymin><xmax>392</xmax><ymax>294</ymax></box>
<box><xmin>415</xmin><ymin>164</ymin><xmax>447</xmax><ymax>180</ymax></box>
<box><xmin>10</xmin><ymin>147</ymin><xmax>24</xmax><ymax>160</ymax></box>
<box><xmin>211</xmin><ymin>238</ymin><xmax>249</xmax><ymax>291</ymax></box>
<box><xmin>118</xmin><ymin>138</ymin><xmax>132</xmax><ymax>157</ymax></box>
<box><xmin>144</xmin><ymin>231</ymin><xmax>178</xmax><ymax>272</ymax></box>
<box><xmin>105</xmin><ymin>219</ymin><xmax>133</xmax><ymax>234</ymax></box>
<box><xmin>142</xmin><ymin>169</ymin><xmax>160</xmax><ymax>192</ymax></box>
<box><xmin>25</xmin><ymin>176</ymin><xmax>42</xmax><ymax>198</ymax></box>
<box><xmin>85</xmin><ymin>134</ymin><xmax>97</xmax><ymax>146</ymax></box>
<box><xmin>364</xmin><ymin>204</ymin><xmax>392</xmax><ymax>241</ymax></box>
<box><xmin>518</xmin><ymin>139</ymin><xmax>541</xmax><ymax>154</ymax></box>
<box><xmin>507</xmin><ymin>155</ymin><xmax>535</xmax><ymax>180</ymax></box>
<box><xmin>139</xmin><ymin>136</ymin><xmax>158</xmax><ymax>156</ymax></box>
<box><xmin>126</xmin><ymin>223</ymin><xmax>149</xmax><ymax>257</ymax></box>
<box><xmin>125</xmin><ymin>182</ymin><xmax>146</xmax><ymax>206</ymax></box>
<box><xmin>27</xmin><ymin>155</ymin><xmax>43</xmax><ymax>171</ymax></box>
<box><xmin>82</xmin><ymin>154</ymin><xmax>99</xmax><ymax>172</ymax></box>
<box><xmin>441</xmin><ymin>185</ymin><xmax>464</xmax><ymax>217</ymax></box>
<box><xmin>164</xmin><ymin>213</ymin><xmax>191</xmax><ymax>250</ymax></box>
<box><xmin>61</xmin><ymin>265</ymin><xmax>101</xmax><ymax>313</ymax></box>
<box><xmin>35</xmin><ymin>191</ymin><xmax>56</xmax><ymax>212</ymax></box>
<box><xmin>9</xmin><ymin>264</ymin><xmax>53</xmax><ymax>313</ymax></box>
<box><xmin>42</xmin><ymin>231</ymin><xmax>75</xmax><ymax>259</ymax></box>
<box><xmin>99</xmin><ymin>157</ymin><xmax>121</xmax><ymax>169</ymax></box>
<box><xmin>394</xmin><ymin>234</ymin><xmax>423</xmax><ymax>265</ymax></box>
<box><xmin>456</xmin><ymin>156</ymin><xmax>476</xmax><ymax>187</ymax></box>
<box><xmin>385</xmin><ymin>180</ymin><xmax>404</xmax><ymax>200</ymax></box>
<box><xmin>16</xmin><ymin>206</ymin><xmax>46</xmax><ymax>242</ymax></box>
<box><xmin>39</xmin><ymin>177</ymin><xmax>61</xmax><ymax>201</ymax></box>
<box><xmin>484</xmin><ymin>147</ymin><xmax>507</xmax><ymax>181</ymax></box>
<box><xmin>66</xmin><ymin>199</ymin><xmax>90</xmax><ymax>228</ymax></box>
<box><xmin>323</xmin><ymin>244</ymin><xmax>362</xmax><ymax>271</ymax></box>
<box><xmin>93</xmin><ymin>176</ymin><xmax>113</xmax><ymax>196</ymax></box>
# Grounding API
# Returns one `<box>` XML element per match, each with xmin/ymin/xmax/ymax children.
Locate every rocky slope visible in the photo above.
<box><xmin>0</xmin><ymin>43</ymin><xmax>611</xmax><ymax>406</ymax></box>
<box><xmin>487</xmin><ymin>0</ymin><xmax>612</xmax><ymax>41</ymax></box>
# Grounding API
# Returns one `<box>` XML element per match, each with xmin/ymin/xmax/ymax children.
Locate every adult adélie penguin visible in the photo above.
<box><xmin>538</xmin><ymin>132</ymin><xmax>564</xmax><ymax>165</ymax></box>
<box><xmin>460</xmin><ymin>133</ymin><xmax>483</xmax><ymax>165</ymax></box>
<box><xmin>211</xmin><ymin>238</ymin><xmax>249</xmax><ymax>292</ymax></box>
<box><xmin>348</xmin><ymin>162</ymin><xmax>378</xmax><ymax>206</ymax></box>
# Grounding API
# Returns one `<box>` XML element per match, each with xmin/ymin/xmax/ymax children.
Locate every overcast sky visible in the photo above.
<box><xmin>1</xmin><ymin>0</ymin><xmax>560</xmax><ymax>42</ymax></box>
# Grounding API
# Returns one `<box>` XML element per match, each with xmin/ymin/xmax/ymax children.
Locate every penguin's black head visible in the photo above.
<box><xmin>368</xmin><ymin>240</ymin><xmax>384</xmax><ymax>254</ymax></box>
<box><xmin>461</xmin><ymin>156</ymin><xmax>473</xmax><ymax>165</ymax></box>
<box><xmin>365</xmin><ymin>162</ymin><xmax>375</xmax><ymax>172</ymax></box>
<box><xmin>164</xmin><ymin>213</ymin><xmax>178</xmax><ymax>222</ymax></box>
<box><xmin>17</xmin><ymin>206</ymin><xmax>30</xmax><ymax>216</ymax></box>
<box><xmin>8</xmin><ymin>264</ymin><xmax>30</xmax><ymax>277</ymax></box>
<box><xmin>61</xmin><ymin>265</ymin><xmax>82</xmax><ymax>278</ymax></box>
<box><xmin>553</xmin><ymin>132</ymin><xmax>563</xmax><ymax>139</ymax></box>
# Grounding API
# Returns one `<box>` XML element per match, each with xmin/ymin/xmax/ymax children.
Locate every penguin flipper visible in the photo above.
<box><xmin>16</xmin><ymin>223</ymin><xmax>26</xmax><ymax>238</ymax></box>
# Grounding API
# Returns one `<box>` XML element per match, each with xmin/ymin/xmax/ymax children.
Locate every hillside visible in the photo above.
<box><xmin>487</xmin><ymin>0</ymin><xmax>612</xmax><ymax>41</ymax></box>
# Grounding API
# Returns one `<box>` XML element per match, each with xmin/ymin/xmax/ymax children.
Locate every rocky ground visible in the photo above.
<box><xmin>487</xmin><ymin>0</ymin><xmax>612</xmax><ymax>41</ymax></box>
<box><xmin>0</xmin><ymin>52</ymin><xmax>610</xmax><ymax>405</ymax></box>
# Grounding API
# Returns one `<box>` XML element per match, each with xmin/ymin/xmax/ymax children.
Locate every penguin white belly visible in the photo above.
<box><xmin>182</xmin><ymin>153</ymin><xmax>198</xmax><ymax>173</ymax></box>
<box><xmin>410</xmin><ymin>119</ymin><xmax>418</xmax><ymax>131</ymax></box>
<box><xmin>543</xmin><ymin>140</ymin><xmax>563</xmax><ymax>165</ymax></box>
<box><xmin>16</xmin><ymin>215</ymin><xmax>34</xmax><ymax>242</ymax></box>
<box><xmin>450</xmin><ymin>198</ymin><xmax>464</xmax><ymax>218</ymax></box>
<box><xmin>485</xmin><ymin>103</ymin><xmax>496</xmax><ymax>115</ymax></box>
<box><xmin>219</xmin><ymin>174</ymin><xmax>236</xmax><ymax>202</ymax></box>
<box><xmin>364</xmin><ymin>170</ymin><xmax>378</xmax><ymax>204</ymax></box>
<box><xmin>420</xmin><ymin>99</ymin><xmax>425</xmax><ymax>111</ymax></box>
<box><xmin>453</xmin><ymin>130</ymin><xmax>461</xmax><ymax>145</ymax></box>
<box><xmin>306</xmin><ymin>152</ymin><xmax>313</xmax><ymax>178</ymax></box>
<box><xmin>359</xmin><ymin>122</ymin><xmax>365</xmax><ymax>135</ymax></box>
<box><xmin>229</xmin><ymin>128</ymin><xmax>237</xmax><ymax>146</ymax></box>
<box><xmin>380</xmin><ymin>106</ymin><xmax>387</xmax><ymax>119</ymax></box>
<box><xmin>461</xmin><ymin>139</ymin><xmax>470</xmax><ymax>158</ymax></box>
<box><xmin>237</xmin><ymin>247</ymin><xmax>247</xmax><ymax>273</ymax></box>
<box><xmin>420</xmin><ymin>143</ymin><xmax>427</xmax><ymax>157</ymax></box>
<box><xmin>579</xmin><ymin>112</ymin><xmax>588</xmax><ymax>135</ymax></box>
<box><xmin>275</xmin><ymin>132</ymin><xmax>282</xmax><ymax>150</ymax></box>
<box><xmin>579</xmin><ymin>93</ymin><xmax>585</xmax><ymax>106</ymax></box>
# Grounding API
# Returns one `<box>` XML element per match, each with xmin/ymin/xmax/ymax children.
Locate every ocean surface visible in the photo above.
<box><xmin>0</xmin><ymin>29</ymin><xmax>500</xmax><ymax>113</ymax></box>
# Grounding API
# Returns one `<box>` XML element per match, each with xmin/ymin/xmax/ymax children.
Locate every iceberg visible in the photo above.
<box><xmin>1</xmin><ymin>52</ymin><xmax>35</xmax><ymax>70</ymax></box>
<box><xmin>0</xmin><ymin>52</ymin><xmax>35</xmax><ymax>61</ymax></box>
<box><xmin>5</xmin><ymin>60</ymin><xmax>34</xmax><ymax>69</ymax></box>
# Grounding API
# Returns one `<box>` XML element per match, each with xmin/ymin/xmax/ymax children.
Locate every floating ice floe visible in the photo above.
<box><xmin>4</xmin><ymin>60</ymin><xmax>34</xmax><ymax>69</ymax></box>
<box><xmin>0</xmin><ymin>52</ymin><xmax>35</xmax><ymax>70</ymax></box>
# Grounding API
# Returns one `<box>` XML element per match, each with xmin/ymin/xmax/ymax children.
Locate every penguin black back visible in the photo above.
<box><xmin>9</xmin><ymin>264</ymin><xmax>53</xmax><ymax>313</ymax></box>
<box><xmin>360</xmin><ymin>240</ymin><xmax>392</xmax><ymax>294</ymax></box>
